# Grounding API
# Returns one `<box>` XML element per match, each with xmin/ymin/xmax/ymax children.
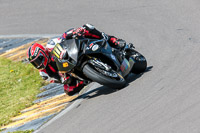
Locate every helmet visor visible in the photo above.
<box><xmin>30</xmin><ymin>53</ymin><xmax>45</xmax><ymax>69</ymax></box>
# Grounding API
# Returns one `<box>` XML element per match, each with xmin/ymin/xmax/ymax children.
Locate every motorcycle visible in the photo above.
<box><xmin>51</xmin><ymin>37</ymin><xmax>147</xmax><ymax>89</ymax></box>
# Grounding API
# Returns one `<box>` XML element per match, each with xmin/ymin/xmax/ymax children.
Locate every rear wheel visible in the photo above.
<box><xmin>126</xmin><ymin>49</ymin><xmax>147</xmax><ymax>74</ymax></box>
<box><xmin>83</xmin><ymin>64</ymin><xmax>126</xmax><ymax>89</ymax></box>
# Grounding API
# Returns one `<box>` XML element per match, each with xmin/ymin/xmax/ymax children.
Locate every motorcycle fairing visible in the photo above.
<box><xmin>51</xmin><ymin>41</ymin><xmax>78</xmax><ymax>73</ymax></box>
<box><xmin>84</xmin><ymin>40</ymin><xmax>122</xmax><ymax>71</ymax></box>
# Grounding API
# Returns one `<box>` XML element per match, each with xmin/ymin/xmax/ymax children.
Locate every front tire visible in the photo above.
<box><xmin>83</xmin><ymin>64</ymin><xmax>126</xmax><ymax>89</ymax></box>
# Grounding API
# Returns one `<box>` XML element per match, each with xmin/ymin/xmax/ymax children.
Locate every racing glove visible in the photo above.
<box><xmin>59</xmin><ymin>72</ymin><xmax>72</xmax><ymax>84</ymax></box>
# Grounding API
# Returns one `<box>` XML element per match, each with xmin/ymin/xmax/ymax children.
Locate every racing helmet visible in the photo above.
<box><xmin>27</xmin><ymin>43</ymin><xmax>49</xmax><ymax>70</ymax></box>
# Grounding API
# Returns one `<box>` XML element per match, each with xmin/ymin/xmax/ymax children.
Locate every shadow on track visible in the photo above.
<box><xmin>71</xmin><ymin>66</ymin><xmax>153</xmax><ymax>101</ymax></box>
<box><xmin>126</xmin><ymin>65</ymin><xmax>153</xmax><ymax>84</ymax></box>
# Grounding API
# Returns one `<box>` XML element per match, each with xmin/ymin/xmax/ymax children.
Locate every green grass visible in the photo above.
<box><xmin>0</xmin><ymin>57</ymin><xmax>46</xmax><ymax>127</ymax></box>
<box><xmin>8</xmin><ymin>129</ymin><xmax>34</xmax><ymax>133</ymax></box>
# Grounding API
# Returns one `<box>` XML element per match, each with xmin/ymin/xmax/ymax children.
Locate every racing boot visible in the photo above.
<box><xmin>114</xmin><ymin>39</ymin><xmax>126</xmax><ymax>50</ymax></box>
<box><xmin>113</xmin><ymin>38</ymin><xmax>135</xmax><ymax>50</ymax></box>
<box><xmin>127</xmin><ymin>43</ymin><xmax>135</xmax><ymax>49</ymax></box>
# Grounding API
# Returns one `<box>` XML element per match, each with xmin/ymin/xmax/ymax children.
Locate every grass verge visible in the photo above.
<box><xmin>8</xmin><ymin>129</ymin><xmax>34</xmax><ymax>133</ymax></box>
<box><xmin>0</xmin><ymin>57</ymin><xmax>46</xmax><ymax>127</ymax></box>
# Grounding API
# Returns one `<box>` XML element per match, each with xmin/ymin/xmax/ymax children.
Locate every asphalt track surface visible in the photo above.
<box><xmin>1</xmin><ymin>0</ymin><xmax>200</xmax><ymax>132</ymax></box>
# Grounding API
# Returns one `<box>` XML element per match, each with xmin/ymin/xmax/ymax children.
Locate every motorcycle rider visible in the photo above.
<box><xmin>27</xmin><ymin>24</ymin><xmax>128</xmax><ymax>96</ymax></box>
<box><xmin>61</xmin><ymin>24</ymin><xmax>127</xmax><ymax>49</ymax></box>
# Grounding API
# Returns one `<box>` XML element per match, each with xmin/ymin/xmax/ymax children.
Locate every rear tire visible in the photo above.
<box><xmin>132</xmin><ymin>59</ymin><xmax>147</xmax><ymax>74</ymax></box>
<box><xmin>83</xmin><ymin>64</ymin><xmax>126</xmax><ymax>89</ymax></box>
<box><xmin>125</xmin><ymin>49</ymin><xmax>147</xmax><ymax>74</ymax></box>
<box><xmin>131</xmin><ymin>51</ymin><xmax>147</xmax><ymax>74</ymax></box>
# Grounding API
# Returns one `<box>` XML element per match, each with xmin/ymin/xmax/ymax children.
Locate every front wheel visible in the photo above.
<box><xmin>83</xmin><ymin>64</ymin><xmax>126</xmax><ymax>89</ymax></box>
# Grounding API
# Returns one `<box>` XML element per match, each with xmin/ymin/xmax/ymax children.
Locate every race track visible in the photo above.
<box><xmin>1</xmin><ymin>0</ymin><xmax>200</xmax><ymax>132</ymax></box>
